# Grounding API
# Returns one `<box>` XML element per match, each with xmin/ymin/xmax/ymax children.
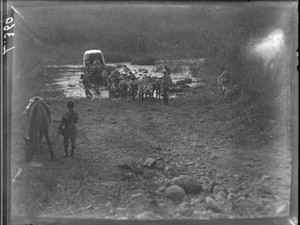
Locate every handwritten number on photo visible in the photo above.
<box><xmin>3</xmin><ymin>17</ymin><xmax>15</xmax><ymax>55</ymax></box>
<box><xmin>5</xmin><ymin>17</ymin><xmax>13</xmax><ymax>24</ymax></box>
<box><xmin>3</xmin><ymin>45</ymin><xmax>15</xmax><ymax>55</ymax></box>
<box><xmin>4</xmin><ymin>24</ymin><xmax>14</xmax><ymax>31</ymax></box>
<box><xmin>4</xmin><ymin>33</ymin><xmax>14</xmax><ymax>38</ymax></box>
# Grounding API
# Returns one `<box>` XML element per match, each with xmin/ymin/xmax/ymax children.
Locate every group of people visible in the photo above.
<box><xmin>80</xmin><ymin>65</ymin><xmax>173</xmax><ymax>104</ymax></box>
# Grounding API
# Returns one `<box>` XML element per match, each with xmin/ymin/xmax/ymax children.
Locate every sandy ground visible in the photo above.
<box><xmin>10</xmin><ymin>62</ymin><xmax>291</xmax><ymax>220</ymax></box>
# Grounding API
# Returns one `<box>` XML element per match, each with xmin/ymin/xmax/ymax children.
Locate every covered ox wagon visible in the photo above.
<box><xmin>82</xmin><ymin>49</ymin><xmax>116</xmax><ymax>87</ymax></box>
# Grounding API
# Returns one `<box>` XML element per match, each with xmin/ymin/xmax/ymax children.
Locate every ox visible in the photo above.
<box><xmin>150</xmin><ymin>77</ymin><xmax>162</xmax><ymax>100</ymax></box>
<box><xmin>23</xmin><ymin>98</ymin><xmax>54</xmax><ymax>162</ymax></box>
<box><xmin>129</xmin><ymin>78</ymin><xmax>139</xmax><ymax>100</ymax></box>
<box><xmin>137</xmin><ymin>77</ymin><xmax>153</xmax><ymax>101</ymax></box>
<box><xmin>118</xmin><ymin>79</ymin><xmax>130</xmax><ymax>98</ymax></box>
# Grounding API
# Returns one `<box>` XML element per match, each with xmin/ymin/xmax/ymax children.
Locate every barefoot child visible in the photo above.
<box><xmin>59</xmin><ymin>101</ymin><xmax>78</xmax><ymax>157</ymax></box>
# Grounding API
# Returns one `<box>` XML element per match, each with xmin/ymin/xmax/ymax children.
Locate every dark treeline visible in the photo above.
<box><xmin>16</xmin><ymin>4</ymin><xmax>290</xmax><ymax>58</ymax></box>
<box><xmin>12</xmin><ymin>3</ymin><xmax>295</xmax><ymax>124</ymax></box>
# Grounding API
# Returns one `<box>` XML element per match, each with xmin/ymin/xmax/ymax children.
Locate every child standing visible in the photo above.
<box><xmin>59</xmin><ymin>101</ymin><xmax>78</xmax><ymax>157</ymax></box>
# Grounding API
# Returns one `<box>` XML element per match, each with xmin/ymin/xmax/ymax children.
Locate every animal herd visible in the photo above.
<box><xmin>87</xmin><ymin>66</ymin><xmax>167</xmax><ymax>101</ymax></box>
<box><xmin>87</xmin><ymin>64</ymin><xmax>234</xmax><ymax>100</ymax></box>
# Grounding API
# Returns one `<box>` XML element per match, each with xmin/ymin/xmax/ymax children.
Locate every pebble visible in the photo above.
<box><xmin>132</xmin><ymin>193</ymin><xmax>142</xmax><ymax>198</ymax></box>
<box><xmin>164</xmin><ymin>166</ymin><xmax>171</xmax><ymax>172</ymax></box>
<box><xmin>158</xmin><ymin>186</ymin><xmax>166</xmax><ymax>192</ymax></box>
<box><xmin>165</xmin><ymin>178</ymin><xmax>172</xmax><ymax>187</ymax></box>
<box><xmin>217</xmin><ymin>190</ymin><xmax>228</xmax><ymax>199</ymax></box>
<box><xmin>208</xmin><ymin>180</ymin><xmax>216</xmax><ymax>193</ymax></box>
<box><xmin>227</xmin><ymin>193</ymin><xmax>240</xmax><ymax>200</ymax></box>
<box><xmin>143</xmin><ymin>158</ymin><xmax>157</xmax><ymax>168</ymax></box>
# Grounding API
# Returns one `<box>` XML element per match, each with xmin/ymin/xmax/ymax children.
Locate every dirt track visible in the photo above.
<box><xmin>11</xmin><ymin>63</ymin><xmax>291</xmax><ymax>219</ymax></box>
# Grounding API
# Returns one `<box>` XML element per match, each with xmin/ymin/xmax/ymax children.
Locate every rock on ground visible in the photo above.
<box><xmin>172</xmin><ymin>175</ymin><xmax>203</xmax><ymax>194</ymax></box>
<box><xmin>216</xmin><ymin>191</ymin><xmax>228</xmax><ymax>202</ymax></box>
<box><xmin>205</xmin><ymin>196</ymin><xmax>227</xmax><ymax>213</ymax></box>
<box><xmin>165</xmin><ymin>185</ymin><xmax>186</xmax><ymax>201</ymax></box>
<box><xmin>158</xmin><ymin>186</ymin><xmax>166</xmax><ymax>193</ymax></box>
<box><xmin>213</xmin><ymin>185</ymin><xmax>226</xmax><ymax>195</ymax></box>
<box><xmin>207</xmin><ymin>180</ymin><xmax>216</xmax><ymax>193</ymax></box>
<box><xmin>143</xmin><ymin>158</ymin><xmax>157</xmax><ymax>168</ymax></box>
<box><xmin>118</xmin><ymin>156</ymin><xmax>135</xmax><ymax>169</ymax></box>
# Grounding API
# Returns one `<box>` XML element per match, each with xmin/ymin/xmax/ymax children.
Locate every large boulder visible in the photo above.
<box><xmin>172</xmin><ymin>175</ymin><xmax>203</xmax><ymax>194</ymax></box>
<box><xmin>165</xmin><ymin>185</ymin><xmax>186</xmax><ymax>201</ymax></box>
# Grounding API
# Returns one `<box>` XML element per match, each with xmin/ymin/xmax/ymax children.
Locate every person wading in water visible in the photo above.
<box><xmin>59</xmin><ymin>101</ymin><xmax>78</xmax><ymax>157</ymax></box>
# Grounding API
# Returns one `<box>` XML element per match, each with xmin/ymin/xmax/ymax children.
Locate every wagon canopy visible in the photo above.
<box><xmin>83</xmin><ymin>50</ymin><xmax>105</xmax><ymax>66</ymax></box>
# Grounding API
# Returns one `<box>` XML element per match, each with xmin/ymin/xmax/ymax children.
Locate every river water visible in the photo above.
<box><xmin>47</xmin><ymin>61</ymin><xmax>203</xmax><ymax>99</ymax></box>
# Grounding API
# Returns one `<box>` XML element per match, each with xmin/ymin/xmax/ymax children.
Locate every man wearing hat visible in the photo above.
<box><xmin>59</xmin><ymin>101</ymin><xmax>79</xmax><ymax>157</ymax></box>
<box><xmin>161</xmin><ymin>66</ymin><xmax>172</xmax><ymax>105</ymax></box>
<box><xmin>92</xmin><ymin>67</ymin><xmax>102</xmax><ymax>94</ymax></box>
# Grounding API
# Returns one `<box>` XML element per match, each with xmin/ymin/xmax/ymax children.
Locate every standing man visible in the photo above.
<box><xmin>59</xmin><ymin>101</ymin><xmax>78</xmax><ymax>157</ymax></box>
<box><xmin>93</xmin><ymin>67</ymin><xmax>102</xmax><ymax>94</ymax></box>
<box><xmin>161</xmin><ymin>66</ymin><xmax>172</xmax><ymax>105</ymax></box>
<box><xmin>80</xmin><ymin>73</ymin><xmax>93</xmax><ymax>98</ymax></box>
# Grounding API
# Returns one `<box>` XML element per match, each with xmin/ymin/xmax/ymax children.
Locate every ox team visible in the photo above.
<box><xmin>81</xmin><ymin>50</ymin><xmax>173</xmax><ymax>103</ymax></box>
